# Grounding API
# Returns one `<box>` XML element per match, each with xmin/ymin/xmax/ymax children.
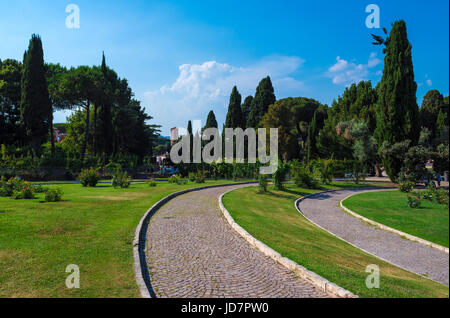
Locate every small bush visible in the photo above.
<box><xmin>112</xmin><ymin>170</ymin><xmax>131</xmax><ymax>189</ymax></box>
<box><xmin>194</xmin><ymin>171</ymin><xmax>206</xmax><ymax>184</ymax></box>
<box><xmin>290</xmin><ymin>160</ymin><xmax>317</xmax><ymax>189</ymax></box>
<box><xmin>273</xmin><ymin>161</ymin><xmax>288</xmax><ymax>190</ymax></box>
<box><xmin>188</xmin><ymin>172</ymin><xmax>196</xmax><ymax>182</ymax></box>
<box><xmin>78</xmin><ymin>168</ymin><xmax>100</xmax><ymax>187</ymax></box>
<box><xmin>407</xmin><ymin>195</ymin><xmax>421</xmax><ymax>208</ymax></box>
<box><xmin>31</xmin><ymin>184</ymin><xmax>48</xmax><ymax>193</ymax></box>
<box><xmin>399</xmin><ymin>181</ymin><xmax>415</xmax><ymax>193</ymax></box>
<box><xmin>147</xmin><ymin>178</ymin><xmax>157</xmax><ymax>187</ymax></box>
<box><xmin>11</xmin><ymin>185</ymin><xmax>35</xmax><ymax>200</ymax></box>
<box><xmin>168</xmin><ymin>175</ymin><xmax>187</xmax><ymax>185</ymax></box>
<box><xmin>45</xmin><ymin>188</ymin><xmax>63</xmax><ymax>202</ymax></box>
<box><xmin>258</xmin><ymin>174</ymin><xmax>268</xmax><ymax>193</ymax></box>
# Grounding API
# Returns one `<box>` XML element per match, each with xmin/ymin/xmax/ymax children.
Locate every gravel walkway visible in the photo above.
<box><xmin>298</xmin><ymin>188</ymin><xmax>449</xmax><ymax>286</ymax></box>
<box><xmin>146</xmin><ymin>184</ymin><xmax>331</xmax><ymax>298</ymax></box>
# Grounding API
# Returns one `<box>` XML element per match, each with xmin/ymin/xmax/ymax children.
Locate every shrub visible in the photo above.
<box><xmin>273</xmin><ymin>160</ymin><xmax>288</xmax><ymax>190</ymax></box>
<box><xmin>352</xmin><ymin>161</ymin><xmax>366</xmax><ymax>184</ymax></box>
<box><xmin>31</xmin><ymin>184</ymin><xmax>48</xmax><ymax>193</ymax></box>
<box><xmin>399</xmin><ymin>181</ymin><xmax>415</xmax><ymax>193</ymax></box>
<box><xmin>290</xmin><ymin>160</ymin><xmax>318</xmax><ymax>189</ymax></box>
<box><xmin>194</xmin><ymin>171</ymin><xmax>206</xmax><ymax>184</ymax></box>
<box><xmin>147</xmin><ymin>178</ymin><xmax>157</xmax><ymax>187</ymax></box>
<box><xmin>168</xmin><ymin>175</ymin><xmax>187</xmax><ymax>185</ymax></box>
<box><xmin>188</xmin><ymin>172</ymin><xmax>196</xmax><ymax>182</ymax></box>
<box><xmin>45</xmin><ymin>188</ymin><xmax>63</xmax><ymax>202</ymax></box>
<box><xmin>435</xmin><ymin>189</ymin><xmax>449</xmax><ymax>206</ymax></box>
<box><xmin>112</xmin><ymin>170</ymin><xmax>131</xmax><ymax>189</ymax></box>
<box><xmin>258</xmin><ymin>174</ymin><xmax>268</xmax><ymax>193</ymax></box>
<box><xmin>12</xmin><ymin>185</ymin><xmax>35</xmax><ymax>200</ymax></box>
<box><xmin>407</xmin><ymin>195</ymin><xmax>421</xmax><ymax>208</ymax></box>
<box><xmin>78</xmin><ymin>168</ymin><xmax>100</xmax><ymax>187</ymax></box>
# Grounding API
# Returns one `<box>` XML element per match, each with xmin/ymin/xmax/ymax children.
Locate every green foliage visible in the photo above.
<box><xmin>241</xmin><ymin>96</ymin><xmax>253</xmax><ymax>124</ymax></box>
<box><xmin>194</xmin><ymin>171</ymin><xmax>206</xmax><ymax>184</ymax></box>
<box><xmin>20</xmin><ymin>35</ymin><xmax>52</xmax><ymax>156</ymax></box>
<box><xmin>147</xmin><ymin>178</ymin><xmax>157</xmax><ymax>187</ymax></box>
<box><xmin>257</xmin><ymin>174</ymin><xmax>268</xmax><ymax>193</ymax></box>
<box><xmin>399</xmin><ymin>181</ymin><xmax>415</xmax><ymax>193</ymax></box>
<box><xmin>317</xmin><ymin>81</ymin><xmax>377</xmax><ymax>159</ymax></box>
<box><xmin>247</xmin><ymin>76</ymin><xmax>276</xmax><ymax>128</ymax></box>
<box><xmin>407</xmin><ymin>194</ymin><xmax>421</xmax><ymax>209</ymax></box>
<box><xmin>290</xmin><ymin>160</ymin><xmax>318</xmax><ymax>189</ymax></box>
<box><xmin>44</xmin><ymin>188</ymin><xmax>63</xmax><ymax>202</ymax></box>
<box><xmin>352</xmin><ymin>161</ymin><xmax>366</xmax><ymax>184</ymax></box>
<box><xmin>168</xmin><ymin>174</ymin><xmax>187</xmax><ymax>185</ymax></box>
<box><xmin>420</xmin><ymin>90</ymin><xmax>445</xmax><ymax>138</ymax></box>
<box><xmin>204</xmin><ymin>110</ymin><xmax>218</xmax><ymax>130</ymax></box>
<box><xmin>225</xmin><ymin>86</ymin><xmax>245</xmax><ymax>129</ymax></box>
<box><xmin>78</xmin><ymin>168</ymin><xmax>100</xmax><ymax>187</ymax></box>
<box><xmin>111</xmin><ymin>170</ymin><xmax>131</xmax><ymax>189</ymax></box>
<box><xmin>273</xmin><ymin>160</ymin><xmax>288</xmax><ymax>190</ymax></box>
<box><xmin>375</xmin><ymin>20</ymin><xmax>420</xmax><ymax>181</ymax></box>
<box><xmin>314</xmin><ymin>159</ymin><xmax>334</xmax><ymax>184</ymax></box>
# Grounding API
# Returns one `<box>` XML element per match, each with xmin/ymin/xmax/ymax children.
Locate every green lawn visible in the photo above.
<box><xmin>342</xmin><ymin>190</ymin><xmax>449</xmax><ymax>247</ymax></box>
<box><xmin>0</xmin><ymin>179</ymin><xmax>248</xmax><ymax>298</ymax></box>
<box><xmin>222</xmin><ymin>184</ymin><xmax>449</xmax><ymax>298</ymax></box>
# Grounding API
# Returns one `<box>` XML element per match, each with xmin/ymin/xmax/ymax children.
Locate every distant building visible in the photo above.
<box><xmin>54</xmin><ymin>127</ymin><xmax>68</xmax><ymax>143</ymax></box>
<box><xmin>170</xmin><ymin>127</ymin><xmax>179</xmax><ymax>145</ymax></box>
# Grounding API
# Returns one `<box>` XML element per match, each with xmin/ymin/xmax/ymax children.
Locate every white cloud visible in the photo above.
<box><xmin>326</xmin><ymin>53</ymin><xmax>382</xmax><ymax>86</ymax></box>
<box><xmin>426</xmin><ymin>79</ymin><xmax>432</xmax><ymax>87</ymax></box>
<box><xmin>143</xmin><ymin>56</ymin><xmax>306</xmax><ymax>134</ymax></box>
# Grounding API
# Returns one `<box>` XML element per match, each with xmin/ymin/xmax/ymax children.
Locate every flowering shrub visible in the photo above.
<box><xmin>407</xmin><ymin>195</ymin><xmax>421</xmax><ymax>208</ymax></box>
<box><xmin>399</xmin><ymin>181</ymin><xmax>415</xmax><ymax>193</ymax></box>
<box><xmin>78</xmin><ymin>168</ymin><xmax>100</xmax><ymax>187</ymax></box>
<box><xmin>12</xmin><ymin>185</ymin><xmax>35</xmax><ymax>200</ymax></box>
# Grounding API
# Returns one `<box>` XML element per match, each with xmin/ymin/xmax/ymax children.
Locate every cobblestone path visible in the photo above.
<box><xmin>146</xmin><ymin>184</ymin><xmax>331</xmax><ymax>298</ymax></box>
<box><xmin>298</xmin><ymin>189</ymin><xmax>449</xmax><ymax>286</ymax></box>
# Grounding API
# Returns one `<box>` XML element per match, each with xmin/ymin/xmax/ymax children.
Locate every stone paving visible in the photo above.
<box><xmin>146</xmin><ymin>184</ymin><xmax>331</xmax><ymax>298</ymax></box>
<box><xmin>298</xmin><ymin>188</ymin><xmax>449</xmax><ymax>286</ymax></box>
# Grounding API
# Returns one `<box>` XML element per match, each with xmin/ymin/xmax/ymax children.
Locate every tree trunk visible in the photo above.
<box><xmin>81</xmin><ymin>101</ymin><xmax>90</xmax><ymax>161</ymax></box>
<box><xmin>93</xmin><ymin>104</ymin><xmax>98</xmax><ymax>155</ymax></box>
<box><xmin>49</xmin><ymin>110</ymin><xmax>55</xmax><ymax>156</ymax></box>
<box><xmin>375</xmin><ymin>164</ymin><xmax>383</xmax><ymax>177</ymax></box>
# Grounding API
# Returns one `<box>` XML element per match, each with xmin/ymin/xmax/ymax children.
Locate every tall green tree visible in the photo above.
<box><xmin>0</xmin><ymin>59</ymin><xmax>25</xmax><ymax>146</ymax></box>
<box><xmin>241</xmin><ymin>95</ymin><xmax>253</xmax><ymax>125</ymax></box>
<box><xmin>247</xmin><ymin>76</ymin><xmax>276</xmax><ymax>128</ymax></box>
<box><xmin>420</xmin><ymin>89</ymin><xmax>445</xmax><ymax>138</ymax></box>
<box><xmin>374</xmin><ymin>20</ymin><xmax>420</xmax><ymax>181</ymax></box>
<box><xmin>225</xmin><ymin>86</ymin><xmax>244</xmax><ymax>129</ymax></box>
<box><xmin>20</xmin><ymin>34</ymin><xmax>52</xmax><ymax>156</ymax></box>
<box><xmin>204</xmin><ymin>110</ymin><xmax>218</xmax><ymax>130</ymax></box>
<box><xmin>99</xmin><ymin>53</ymin><xmax>114</xmax><ymax>158</ymax></box>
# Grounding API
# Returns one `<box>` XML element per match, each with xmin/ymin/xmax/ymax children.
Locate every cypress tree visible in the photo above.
<box><xmin>241</xmin><ymin>95</ymin><xmax>253</xmax><ymax>126</ymax></box>
<box><xmin>204</xmin><ymin>110</ymin><xmax>218</xmax><ymax>130</ymax></box>
<box><xmin>100</xmin><ymin>52</ymin><xmax>113</xmax><ymax>157</ymax></box>
<box><xmin>247</xmin><ymin>76</ymin><xmax>276</xmax><ymax>128</ymax></box>
<box><xmin>20</xmin><ymin>34</ymin><xmax>52</xmax><ymax>156</ymax></box>
<box><xmin>375</xmin><ymin>20</ymin><xmax>420</xmax><ymax>181</ymax></box>
<box><xmin>225</xmin><ymin>86</ymin><xmax>244</xmax><ymax>128</ymax></box>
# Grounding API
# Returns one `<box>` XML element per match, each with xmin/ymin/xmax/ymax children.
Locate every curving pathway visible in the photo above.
<box><xmin>298</xmin><ymin>188</ymin><xmax>449</xmax><ymax>286</ymax></box>
<box><xmin>146</xmin><ymin>184</ymin><xmax>330</xmax><ymax>298</ymax></box>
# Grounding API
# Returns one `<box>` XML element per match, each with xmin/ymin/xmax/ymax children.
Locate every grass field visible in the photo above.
<box><xmin>222</xmin><ymin>184</ymin><xmax>449</xmax><ymax>298</ymax></box>
<box><xmin>0</xmin><ymin>179</ymin><xmax>247</xmax><ymax>298</ymax></box>
<box><xmin>343</xmin><ymin>190</ymin><xmax>449</xmax><ymax>247</ymax></box>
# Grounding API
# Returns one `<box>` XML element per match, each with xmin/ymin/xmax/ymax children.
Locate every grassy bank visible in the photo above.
<box><xmin>222</xmin><ymin>184</ymin><xmax>449</xmax><ymax>298</ymax></box>
<box><xmin>342</xmin><ymin>190</ymin><xmax>449</xmax><ymax>247</ymax></box>
<box><xmin>0</xmin><ymin>180</ymin><xmax>249</xmax><ymax>297</ymax></box>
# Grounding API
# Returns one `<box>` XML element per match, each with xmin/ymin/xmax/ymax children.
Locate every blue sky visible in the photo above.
<box><xmin>1</xmin><ymin>0</ymin><xmax>448</xmax><ymax>135</ymax></box>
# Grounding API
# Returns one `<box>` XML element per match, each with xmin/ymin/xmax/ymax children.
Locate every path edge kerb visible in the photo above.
<box><xmin>133</xmin><ymin>182</ymin><xmax>257</xmax><ymax>298</ymax></box>
<box><xmin>340</xmin><ymin>192</ymin><xmax>449</xmax><ymax>253</ymax></box>
<box><xmin>219</xmin><ymin>188</ymin><xmax>357</xmax><ymax>298</ymax></box>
